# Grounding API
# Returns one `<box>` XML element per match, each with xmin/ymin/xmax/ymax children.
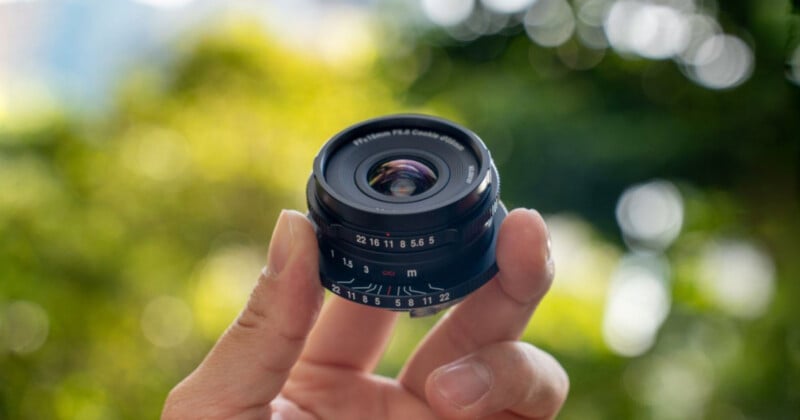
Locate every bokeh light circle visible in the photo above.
<box><xmin>481</xmin><ymin>0</ymin><xmax>536</xmax><ymax>14</ymax></box>
<box><xmin>192</xmin><ymin>246</ymin><xmax>262</xmax><ymax>339</ymax></box>
<box><xmin>557</xmin><ymin>39</ymin><xmax>606</xmax><ymax>70</ymax></box>
<box><xmin>2</xmin><ymin>301</ymin><xmax>50</xmax><ymax>354</ymax></box>
<box><xmin>524</xmin><ymin>0</ymin><xmax>576</xmax><ymax>48</ymax></box>
<box><xmin>789</xmin><ymin>44</ymin><xmax>800</xmax><ymax>86</ymax></box>
<box><xmin>686</xmin><ymin>35</ymin><xmax>754</xmax><ymax>90</ymax></box>
<box><xmin>677</xmin><ymin>14</ymin><xmax>723</xmax><ymax>66</ymax></box>
<box><xmin>576</xmin><ymin>0</ymin><xmax>610</xmax><ymax>49</ymax></box>
<box><xmin>624</xmin><ymin>352</ymin><xmax>715</xmax><ymax>417</ymax></box>
<box><xmin>604</xmin><ymin>1</ymin><xmax>690</xmax><ymax>59</ymax></box>
<box><xmin>699</xmin><ymin>239</ymin><xmax>775</xmax><ymax>319</ymax></box>
<box><xmin>616</xmin><ymin>180</ymin><xmax>684</xmax><ymax>251</ymax></box>
<box><xmin>603</xmin><ymin>255</ymin><xmax>671</xmax><ymax>357</ymax></box>
<box><xmin>141</xmin><ymin>295</ymin><xmax>193</xmax><ymax>348</ymax></box>
<box><xmin>421</xmin><ymin>0</ymin><xmax>476</xmax><ymax>27</ymax></box>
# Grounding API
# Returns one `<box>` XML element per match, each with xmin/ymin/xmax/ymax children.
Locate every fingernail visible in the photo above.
<box><xmin>434</xmin><ymin>359</ymin><xmax>492</xmax><ymax>408</ymax></box>
<box><xmin>545</xmin><ymin>224</ymin><xmax>552</xmax><ymax>264</ymax></box>
<box><xmin>266</xmin><ymin>210</ymin><xmax>295</xmax><ymax>276</ymax></box>
<box><xmin>543</xmin><ymin>225</ymin><xmax>555</xmax><ymax>283</ymax></box>
<box><xmin>527</xmin><ymin>208</ymin><xmax>552</xmax><ymax>262</ymax></box>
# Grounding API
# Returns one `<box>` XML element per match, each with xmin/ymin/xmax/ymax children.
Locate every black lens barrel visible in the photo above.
<box><xmin>306</xmin><ymin>114</ymin><xmax>506</xmax><ymax>315</ymax></box>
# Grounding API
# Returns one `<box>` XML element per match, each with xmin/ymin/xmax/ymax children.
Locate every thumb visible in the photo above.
<box><xmin>164</xmin><ymin>210</ymin><xmax>323</xmax><ymax>419</ymax></box>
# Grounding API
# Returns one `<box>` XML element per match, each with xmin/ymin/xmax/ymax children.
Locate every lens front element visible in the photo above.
<box><xmin>368</xmin><ymin>158</ymin><xmax>438</xmax><ymax>197</ymax></box>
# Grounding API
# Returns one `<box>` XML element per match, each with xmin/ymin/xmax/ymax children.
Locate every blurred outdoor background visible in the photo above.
<box><xmin>1</xmin><ymin>0</ymin><xmax>799</xmax><ymax>418</ymax></box>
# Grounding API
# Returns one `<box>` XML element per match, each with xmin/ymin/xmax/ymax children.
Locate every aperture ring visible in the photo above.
<box><xmin>310</xmin><ymin>196</ymin><xmax>498</xmax><ymax>253</ymax></box>
<box><xmin>309</xmin><ymin>210</ymin><xmax>459</xmax><ymax>252</ymax></box>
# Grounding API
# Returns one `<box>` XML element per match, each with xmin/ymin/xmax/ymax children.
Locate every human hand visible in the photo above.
<box><xmin>162</xmin><ymin>208</ymin><xmax>568</xmax><ymax>420</ymax></box>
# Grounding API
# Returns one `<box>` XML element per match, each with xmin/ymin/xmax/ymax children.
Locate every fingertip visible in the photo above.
<box><xmin>495</xmin><ymin>208</ymin><xmax>552</xmax><ymax>304</ymax></box>
<box><xmin>500</xmin><ymin>208</ymin><xmax>547</xmax><ymax>241</ymax></box>
<box><xmin>270</xmin><ymin>209</ymin><xmax>324</xmax><ymax>332</ymax></box>
<box><xmin>280</xmin><ymin>210</ymin><xmax>320</xmax><ymax>273</ymax></box>
<box><xmin>266</xmin><ymin>210</ymin><xmax>295</xmax><ymax>277</ymax></box>
<box><xmin>242</xmin><ymin>209</ymin><xmax>323</xmax><ymax>342</ymax></box>
<box><xmin>283</xmin><ymin>209</ymin><xmax>317</xmax><ymax>240</ymax></box>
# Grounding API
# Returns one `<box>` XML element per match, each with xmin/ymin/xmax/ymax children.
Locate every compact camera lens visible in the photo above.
<box><xmin>368</xmin><ymin>158</ymin><xmax>438</xmax><ymax>197</ymax></box>
<box><xmin>306</xmin><ymin>114</ymin><xmax>506</xmax><ymax>316</ymax></box>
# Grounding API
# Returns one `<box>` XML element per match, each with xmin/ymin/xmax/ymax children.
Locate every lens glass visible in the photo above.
<box><xmin>368</xmin><ymin>158</ymin><xmax>438</xmax><ymax>197</ymax></box>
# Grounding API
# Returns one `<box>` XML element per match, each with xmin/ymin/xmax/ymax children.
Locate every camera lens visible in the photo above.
<box><xmin>306</xmin><ymin>114</ymin><xmax>506</xmax><ymax>316</ymax></box>
<box><xmin>368</xmin><ymin>158</ymin><xmax>438</xmax><ymax>197</ymax></box>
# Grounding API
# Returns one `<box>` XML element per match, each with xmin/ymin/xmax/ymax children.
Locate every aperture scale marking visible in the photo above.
<box><xmin>322</xmin><ymin>275</ymin><xmax>456</xmax><ymax>310</ymax></box>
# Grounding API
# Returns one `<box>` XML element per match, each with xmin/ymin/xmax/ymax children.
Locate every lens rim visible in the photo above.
<box><xmin>355</xmin><ymin>149</ymin><xmax>450</xmax><ymax>203</ymax></box>
<box><xmin>310</xmin><ymin>114</ymin><xmax>495</xmax><ymax>231</ymax></box>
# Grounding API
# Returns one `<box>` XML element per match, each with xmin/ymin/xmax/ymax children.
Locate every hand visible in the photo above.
<box><xmin>163</xmin><ymin>208</ymin><xmax>568</xmax><ymax>420</ymax></box>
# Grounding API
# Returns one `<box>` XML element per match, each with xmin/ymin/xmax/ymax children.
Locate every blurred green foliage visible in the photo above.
<box><xmin>0</xmin><ymin>23</ymin><xmax>412</xmax><ymax>419</ymax></box>
<box><xmin>1</xmin><ymin>2</ymin><xmax>799</xmax><ymax>418</ymax></box>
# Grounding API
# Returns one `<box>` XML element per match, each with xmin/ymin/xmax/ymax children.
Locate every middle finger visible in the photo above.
<box><xmin>398</xmin><ymin>209</ymin><xmax>553</xmax><ymax>398</ymax></box>
<box><xmin>299</xmin><ymin>296</ymin><xmax>398</xmax><ymax>372</ymax></box>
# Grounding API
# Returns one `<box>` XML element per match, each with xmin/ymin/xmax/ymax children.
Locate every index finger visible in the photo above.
<box><xmin>398</xmin><ymin>208</ymin><xmax>553</xmax><ymax>398</ymax></box>
<box><xmin>163</xmin><ymin>211</ymin><xmax>324</xmax><ymax>417</ymax></box>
